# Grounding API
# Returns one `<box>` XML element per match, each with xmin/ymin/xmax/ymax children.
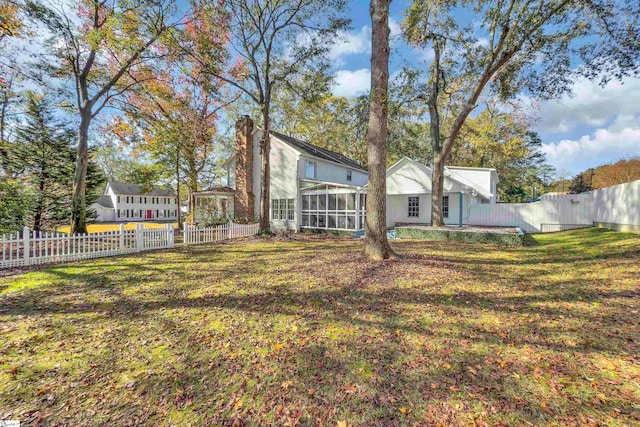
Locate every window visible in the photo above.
<box><xmin>305</xmin><ymin>160</ymin><xmax>316</xmax><ymax>179</ymax></box>
<box><xmin>117</xmin><ymin>196</ymin><xmax>120</xmax><ymax>203</ymax></box>
<box><xmin>117</xmin><ymin>209</ymin><xmax>120</xmax><ymax>217</ymax></box>
<box><xmin>408</xmin><ymin>196</ymin><xmax>419</xmax><ymax>217</ymax></box>
<box><xmin>347</xmin><ymin>170</ymin><xmax>352</xmax><ymax>181</ymax></box>
<box><xmin>442</xmin><ymin>195</ymin><xmax>449</xmax><ymax>218</ymax></box>
<box><xmin>144</xmin><ymin>197</ymin><xmax>147</xmax><ymax>204</ymax></box>
<box><xmin>272</xmin><ymin>198</ymin><xmax>295</xmax><ymax>220</ymax></box>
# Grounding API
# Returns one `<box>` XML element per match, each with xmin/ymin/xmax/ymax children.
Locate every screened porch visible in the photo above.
<box><xmin>300</xmin><ymin>182</ymin><xmax>366</xmax><ymax>231</ymax></box>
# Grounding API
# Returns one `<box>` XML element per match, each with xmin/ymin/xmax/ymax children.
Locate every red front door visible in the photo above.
<box><xmin>146</xmin><ymin>210</ymin><xmax>152</xmax><ymax>219</ymax></box>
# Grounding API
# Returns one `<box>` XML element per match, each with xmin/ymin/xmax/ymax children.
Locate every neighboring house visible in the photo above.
<box><xmin>89</xmin><ymin>182</ymin><xmax>179</xmax><ymax>222</ymax></box>
<box><xmin>385</xmin><ymin>158</ymin><xmax>498</xmax><ymax>228</ymax></box>
<box><xmin>193</xmin><ymin>115</ymin><xmax>498</xmax><ymax>231</ymax></box>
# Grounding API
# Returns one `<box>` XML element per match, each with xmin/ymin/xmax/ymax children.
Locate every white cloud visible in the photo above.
<box><xmin>475</xmin><ymin>38</ymin><xmax>490</xmax><ymax>48</ymax></box>
<box><xmin>417</xmin><ymin>47</ymin><xmax>435</xmax><ymax>63</ymax></box>
<box><xmin>329</xmin><ymin>26</ymin><xmax>370</xmax><ymax>64</ymax></box>
<box><xmin>542</xmin><ymin>123</ymin><xmax>640</xmax><ymax>173</ymax></box>
<box><xmin>388</xmin><ymin>16</ymin><xmax>402</xmax><ymax>38</ymax></box>
<box><xmin>331</xmin><ymin>68</ymin><xmax>371</xmax><ymax>98</ymax></box>
<box><xmin>532</xmin><ymin>76</ymin><xmax>640</xmax><ymax>133</ymax></box>
<box><xmin>328</xmin><ymin>18</ymin><xmax>402</xmax><ymax>65</ymax></box>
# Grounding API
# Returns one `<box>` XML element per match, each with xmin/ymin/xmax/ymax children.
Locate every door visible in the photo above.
<box><xmin>146</xmin><ymin>210</ymin><xmax>152</xmax><ymax>219</ymax></box>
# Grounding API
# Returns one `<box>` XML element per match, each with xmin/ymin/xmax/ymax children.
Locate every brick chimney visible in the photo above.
<box><xmin>234</xmin><ymin>115</ymin><xmax>255</xmax><ymax>220</ymax></box>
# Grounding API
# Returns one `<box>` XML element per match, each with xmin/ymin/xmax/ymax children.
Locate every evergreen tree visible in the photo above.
<box><xmin>0</xmin><ymin>179</ymin><xmax>32</xmax><ymax>233</ymax></box>
<box><xmin>11</xmin><ymin>93</ymin><xmax>104</xmax><ymax>231</ymax></box>
<box><xmin>12</xmin><ymin>94</ymin><xmax>74</xmax><ymax>231</ymax></box>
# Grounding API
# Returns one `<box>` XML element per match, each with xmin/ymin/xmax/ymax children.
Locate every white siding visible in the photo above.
<box><xmin>446</xmin><ymin>167</ymin><xmax>497</xmax><ymax>202</ymax></box>
<box><xmin>592</xmin><ymin>180</ymin><xmax>640</xmax><ymax>226</ymax></box>
<box><xmin>270</xmin><ymin>138</ymin><xmax>300</xmax><ymax>230</ymax></box>
<box><xmin>386</xmin><ymin>192</ymin><xmax>472</xmax><ymax>228</ymax></box>
<box><xmin>89</xmin><ymin>204</ymin><xmax>115</xmax><ymax>222</ymax></box>
<box><xmin>250</xmin><ymin>130</ymin><xmax>300</xmax><ymax>228</ymax></box>
<box><xmin>298</xmin><ymin>155</ymin><xmax>368</xmax><ymax>186</ymax></box>
<box><xmin>386</xmin><ymin>159</ymin><xmax>466</xmax><ymax>196</ymax></box>
<box><xmin>387</xmin><ymin>160</ymin><xmax>432</xmax><ymax>195</ymax></box>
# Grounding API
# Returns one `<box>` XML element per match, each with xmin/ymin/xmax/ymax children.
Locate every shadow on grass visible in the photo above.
<box><xmin>1</xmin><ymin>228</ymin><xmax>639</xmax><ymax>425</ymax></box>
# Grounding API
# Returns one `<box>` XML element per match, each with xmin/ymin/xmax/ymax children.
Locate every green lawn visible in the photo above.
<box><xmin>1</xmin><ymin>228</ymin><xmax>639</xmax><ymax>426</ymax></box>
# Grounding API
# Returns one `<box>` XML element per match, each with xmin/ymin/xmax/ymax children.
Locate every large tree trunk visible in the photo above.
<box><xmin>176</xmin><ymin>149</ymin><xmax>181</xmax><ymax>228</ymax></box>
<box><xmin>70</xmin><ymin>109</ymin><xmax>90</xmax><ymax>234</ymax></box>
<box><xmin>364</xmin><ymin>0</ymin><xmax>397</xmax><ymax>261</ymax></box>
<box><xmin>427</xmin><ymin>42</ymin><xmax>445</xmax><ymax>227</ymax></box>
<box><xmin>259</xmin><ymin>102</ymin><xmax>271</xmax><ymax>233</ymax></box>
<box><xmin>431</xmin><ymin>152</ymin><xmax>445</xmax><ymax>226</ymax></box>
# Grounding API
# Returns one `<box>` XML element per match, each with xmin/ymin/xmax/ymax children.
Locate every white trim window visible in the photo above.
<box><xmin>442</xmin><ymin>195</ymin><xmax>449</xmax><ymax>218</ymax></box>
<box><xmin>347</xmin><ymin>170</ymin><xmax>352</xmax><ymax>181</ymax></box>
<box><xmin>408</xmin><ymin>196</ymin><xmax>419</xmax><ymax>217</ymax></box>
<box><xmin>272</xmin><ymin>198</ymin><xmax>295</xmax><ymax>220</ymax></box>
<box><xmin>305</xmin><ymin>160</ymin><xmax>317</xmax><ymax>179</ymax></box>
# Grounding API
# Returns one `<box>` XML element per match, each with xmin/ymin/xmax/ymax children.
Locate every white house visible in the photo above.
<box><xmin>89</xmin><ymin>182</ymin><xmax>179</xmax><ymax>222</ymax></box>
<box><xmin>198</xmin><ymin>116</ymin><xmax>498</xmax><ymax>232</ymax></box>
<box><xmin>385</xmin><ymin>158</ymin><xmax>498</xmax><ymax>227</ymax></box>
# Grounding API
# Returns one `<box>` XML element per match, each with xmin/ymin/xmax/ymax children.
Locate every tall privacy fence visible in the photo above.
<box><xmin>467</xmin><ymin>179</ymin><xmax>640</xmax><ymax>233</ymax></box>
<box><xmin>1</xmin><ymin>222</ymin><xmax>259</xmax><ymax>270</ymax></box>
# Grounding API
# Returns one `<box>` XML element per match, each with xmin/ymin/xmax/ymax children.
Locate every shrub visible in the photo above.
<box><xmin>396</xmin><ymin>227</ymin><xmax>525</xmax><ymax>246</ymax></box>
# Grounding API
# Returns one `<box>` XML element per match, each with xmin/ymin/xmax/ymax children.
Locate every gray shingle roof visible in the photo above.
<box><xmin>94</xmin><ymin>195</ymin><xmax>114</xmax><ymax>209</ymax></box>
<box><xmin>108</xmin><ymin>182</ymin><xmax>176</xmax><ymax>197</ymax></box>
<box><xmin>270</xmin><ymin>131</ymin><xmax>367</xmax><ymax>172</ymax></box>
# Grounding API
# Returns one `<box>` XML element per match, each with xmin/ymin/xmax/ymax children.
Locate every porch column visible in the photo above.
<box><xmin>459</xmin><ymin>191</ymin><xmax>463</xmax><ymax>227</ymax></box>
<box><xmin>355</xmin><ymin>190</ymin><xmax>360</xmax><ymax>230</ymax></box>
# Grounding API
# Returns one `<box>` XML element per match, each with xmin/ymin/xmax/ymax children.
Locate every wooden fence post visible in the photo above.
<box><xmin>119</xmin><ymin>223</ymin><xmax>125</xmax><ymax>254</ymax></box>
<box><xmin>23</xmin><ymin>226</ymin><xmax>30</xmax><ymax>267</ymax></box>
<box><xmin>183</xmin><ymin>222</ymin><xmax>188</xmax><ymax>246</ymax></box>
<box><xmin>136</xmin><ymin>224</ymin><xmax>144</xmax><ymax>252</ymax></box>
<box><xmin>167</xmin><ymin>224</ymin><xmax>174</xmax><ymax>248</ymax></box>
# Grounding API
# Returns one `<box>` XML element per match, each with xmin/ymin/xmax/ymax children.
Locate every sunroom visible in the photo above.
<box><xmin>299</xmin><ymin>181</ymin><xmax>366</xmax><ymax>231</ymax></box>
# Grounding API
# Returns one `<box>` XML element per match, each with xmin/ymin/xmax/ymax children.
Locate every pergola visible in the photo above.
<box><xmin>299</xmin><ymin>180</ymin><xmax>366</xmax><ymax>231</ymax></box>
<box><xmin>188</xmin><ymin>187</ymin><xmax>235</xmax><ymax>225</ymax></box>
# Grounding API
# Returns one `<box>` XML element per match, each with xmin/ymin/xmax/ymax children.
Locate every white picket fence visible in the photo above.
<box><xmin>0</xmin><ymin>224</ymin><xmax>174</xmax><ymax>270</ymax></box>
<box><xmin>0</xmin><ymin>221</ymin><xmax>261</xmax><ymax>269</ymax></box>
<box><xmin>183</xmin><ymin>222</ymin><xmax>259</xmax><ymax>245</ymax></box>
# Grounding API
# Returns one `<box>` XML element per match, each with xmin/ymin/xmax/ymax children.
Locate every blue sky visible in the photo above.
<box><xmin>330</xmin><ymin>0</ymin><xmax>640</xmax><ymax>176</ymax></box>
<box><xmin>8</xmin><ymin>0</ymin><xmax>639</xmax><ymax>176</ymax></box>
